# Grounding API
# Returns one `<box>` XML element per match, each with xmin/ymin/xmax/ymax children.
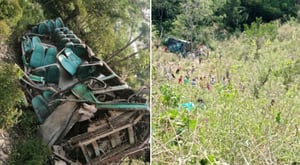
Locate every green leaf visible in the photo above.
<box><xmin>189</xmin><ymin>119</ymin><xmax>197</xmax><ymax>130</ymax></box>
<box><xmin>275</xmin><ymin>112</ymin><xmax>281</xmax><ymax>124</ymax></box>
<box><xmin>208</xmin><ymin>155</ymin><xmax>216</xmax><ymax>164</ymax></box>
<box><xmin>168</xmin><ymin>109</ymin><xmax>178</xmax><ymax>119</ymax></box>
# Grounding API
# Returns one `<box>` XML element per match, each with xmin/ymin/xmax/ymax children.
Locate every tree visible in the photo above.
<box><xmin>170</xmin><ymin>0</ymin><xmax>225</xmax><ymax>46</ymax></box>
<box><xmin>220</xmin><ymin>0</ymin><xmax>248</xmax><ymax>31</ymax></box>
<box><xmin>241</xmin><ymin>0</ymin><xmax>297</xmax><ymax>24</ymax></box>
<box><xmin>152</xmin><ymin>0</ymin><xmax>183</xmax><ymax>38</ymax></box>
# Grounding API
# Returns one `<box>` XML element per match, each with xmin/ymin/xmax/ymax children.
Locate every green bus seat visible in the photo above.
<box><xmin>47</xmin><ymin>20</ymin><xmax>56</xmax><ymax>33</ymax></box>
<box><xmin>55</xmin><ymin>17</ymin><xmax>64</xmax><ymax>28</ymax></box>
<box><xmin>77</xmin><ymin>65</ymin><xmax>96</xmax><ymax>80</ymax></box>
<box><xmin>58</xmin><ymin>38</ymin><xmax>70</xmax><ymax>47</ymax></box>
<box><xmin>22</xmin><ymin>36</ymin><xmax>32</xmax><ymax>53</ymax></box>
<box><xmin>58</xmin><ymin>48</ymin><xmax>82</xmax><ymax>75</ymax></box>
<box><xmin>66</xmin><ymin>34</ymin><xmax>77</xmax><ymax>38</ymax></box>
<box><xmin>31</xmin><ymin>36</ymin><xmax>41</xmax><ymax>49</ymax></box>
<box><xmin>31</xmin><ymin>64</ymin><xmax>60</xmax><ymax>84</ymax></box>
<box><xmin>38</xmin><ymin>22</ymin><xmax>50</xmax><ymax>34</ymax></box>
<box><xmin>72</xmin><ymin>84</ymin><xmax>99</xmax><ymax>103</ymax></box>
<box><xmin>53</xmin><ymin>27</ymin><xmax>69</xmax><ymax>39</ymax></box>
<box><xmin>29</xmin><ymin>44</ymin><xmax>45</xmax><ymax>68</ymax></box>
<box><xmin>32</xmin><ymin>95</ymin><xmax>50</xmax><ymax>123</ymax></box>
<box><xmin>44</xmin><ymin>47</ymin><xmax>57</xmax><ymax>65</ymax></box>
<box><xmin>46</xmin><ymin>65</ymin><xmax>60</xmax><ymax>84</ymax></box>
<box><xmin>32</xmin><ymin>90</ymin><xmax>60</xmax><ymax>123</ymax></box>
<box><xmin>70</xmin><ymin>38</ymin><xmax>81</xmax><ymax>44</ymax></box>
<box><xmin>65</xmin><ymin>43</ymin><xmax>88</xmax><ymax>57</ymax></box>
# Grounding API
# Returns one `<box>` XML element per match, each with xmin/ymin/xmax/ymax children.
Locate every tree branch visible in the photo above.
<box><xmin>105</xmin><ymin>33</ymin><xmax>142</xmax><ymax>62</ymax></box>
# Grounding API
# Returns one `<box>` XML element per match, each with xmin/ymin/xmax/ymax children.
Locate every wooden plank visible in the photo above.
<box><xmin>128</xmin><ymin>127</ymin><xmax>135</xmax><ymax>144</ymax></box>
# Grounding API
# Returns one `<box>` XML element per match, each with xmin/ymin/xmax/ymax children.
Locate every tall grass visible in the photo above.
<box><xmin>152</xmin><ymin>20</ymin><xmax>300</xmax><ymax>165</ymax></box>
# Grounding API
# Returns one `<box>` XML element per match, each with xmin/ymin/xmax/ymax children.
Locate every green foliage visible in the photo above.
<box><xmin>152</xmin><ymin>0</ymin><xmax>297</xmax><ymax>44</ymax></box>
<box><xmin>275</xmin><ymin>112</ymin><xmax>281</xmax><ymax>124</ymax></box>
<box><xmin>152</xmin><ymin>20</ymin><xmax>300</xmax><ymax>164</ymax></box>
<box><xmin>0</xmin><ymin>20</ymin><xmax>10</xmax><ymax>40</ymax></box>
<box><xmin>16</xmin><ymin>110</ymin><xmax>39</xmax><ymax>137</ymax></box>
<box><xmin>244</xmin><ymin>18</ymin><xmax>278</xmax><ymax>40</ymax></box>
<box><xmin>10</xmin><ymin>1</ymin><xmax>45</xmax><ymax>42</ymax></box>
<box><xmin>9</xmin><ymin>137</ymin><xmax>51</xmax><ymax>165</ymax></box>
<box><xmin>159</xmin><ymin>84</ymin><xmax>181</xmax><ymax>107</ymax></box>
<box><xmin>241</xmin><ymin>0</ymin><xmax>297</xmax><ymax>23</ymax></box>
<box><xmin>0</xmin><ymin>0</ymin><xmax>22</xmax><ymax>24</ymax></box>
<box><xmin>0</xmin><ymin>63</ymin><xmax>23</xmax><ymax>129</ymax></box>
<box><xmin>244</xmin><ymin>18</ymin><xmax>278</xmax><ymax>59</ymax></box>
<box><xmin>0</xmin><ymin>0</ymin><xmax>23</xmax><ymax>41</ymax></box>
<box><xmin>152</xmin><ymin>0</ymin><xmax>183</xmax><ymax>37</ymax></box>
<box><xmin>169</xmin><ymin>0</ymin><xmax>226</xmax><ymax>45</ymax></box>
<box><xmin>220</xmin><ymin>0</ymin><xmax>248</xmax><ymax>31</ymax></box>
<box><xmin>0</xmin><ymin>0</ymin><xmax>46</xmax><ymax>43</ymax></box>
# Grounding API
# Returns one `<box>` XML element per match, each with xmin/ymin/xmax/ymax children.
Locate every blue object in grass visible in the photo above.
<box><xmin>180</xmin><ymin>102</ymin><xmax>195</xmax><ymax>111</ymax></box>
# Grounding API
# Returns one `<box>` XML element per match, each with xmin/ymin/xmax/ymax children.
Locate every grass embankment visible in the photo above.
<box><xmin>152</xmin><ymin>21</ymin><xmax>300</xmax><ymax>165</ymax></box>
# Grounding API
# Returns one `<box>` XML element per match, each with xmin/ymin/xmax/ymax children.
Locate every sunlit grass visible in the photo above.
<box><xmin>152</xmin><ymin>20</ymin><xmax>300</xmax><ymax>165</ymax></box>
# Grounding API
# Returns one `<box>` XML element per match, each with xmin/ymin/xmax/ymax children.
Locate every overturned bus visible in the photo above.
<box><xmin>165</xmin><ymin>37</ymin><xmax>191</xmax><ymax>56</ymax></box>
<box><xmin>20</xmin><ymin>18</ymin><xmax>150</xmax><ymax>164</ymax></box>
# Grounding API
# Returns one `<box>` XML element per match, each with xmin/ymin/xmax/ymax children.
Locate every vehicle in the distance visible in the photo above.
<box><xmin>165</xmin><ymin>37</ymin><xmax>191</xmax><ymax>56</ymax></box>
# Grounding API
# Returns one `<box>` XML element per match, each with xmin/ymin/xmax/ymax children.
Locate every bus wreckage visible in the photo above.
<box><xmin>19</xmin><ymin>18</ymin><xmax>150</xmax><ymax>164</ymax></box>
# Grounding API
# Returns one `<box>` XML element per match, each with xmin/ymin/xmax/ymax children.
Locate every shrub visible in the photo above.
<box><xmin>9</xmin><ymin>137</ymin><xmax>51</xmax><ymax>165</ymax></box>
<box><xmin>0</xmin><ymin>63</ymin><xmax>23</xmax><ymax>129</ymax></box>
<box><xmin>0</xmin><ymin>20</ymin><xmax>11</xmax><ymax>41</ymax></box>
<box><xmin>0</xmin><ymin>0</ymin><xmax>22</xmax><ymax>26</ymax></box>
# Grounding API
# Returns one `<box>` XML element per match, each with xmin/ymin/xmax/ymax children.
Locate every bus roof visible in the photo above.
<box><xmin>167</xmin><ymin>37</ymin><xmax>191</xmax><ymax>44</ymax></box>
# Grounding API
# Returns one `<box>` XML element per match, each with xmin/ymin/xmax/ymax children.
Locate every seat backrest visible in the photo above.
<box><xmin>31</xmin><ymin>64</ymin><xmax>60</xmax><ymax>84</ymax></box>
<box><xmin>55</xmin><ymin>17</ymin><xmax>64</xmax><ymax>28</ymax></box>
<box><xmin>44</xmin><ymin>47</ymin><xmax>57</xmax><ymax>65</ymax></box>
<box><xmin>65</xmin><ymin>42</ymin><xmax>88</xmax><ymax>57</ymax></box>
<box><xmin>29</xmin><ymin>44</ymin><xmax>45</xmax><ymax>68</ymax></box>
<box><xmin>38</xmin><ymin>22</ymin><xmax>50</xmax><ymax>34</ymax></box>
<box><xmin>57</xmin><ymin>48</ymin><xmax>82</xmax><ymax>76</ymax></box>
<box><xmin>45</xmin><ymin>65</ymin><xmax>60</xmax><ymax>84</ymax></box>
<box><xmin>71</xmin><ymin>84</ymin><xmax>99</xmax><ymax>103</ymax></box>
<box><xmin>32</xmin><ymin>95</ymin><xmax>50</xmax><ymax>123</ymax></box>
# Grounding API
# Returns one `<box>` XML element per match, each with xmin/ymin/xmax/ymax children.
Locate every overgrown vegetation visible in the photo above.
<box><xmin>152</xmin><ymin>0</ymin><xmax>299</xmax><ymax>48</ymax></box>
<box><xmin>152</xmin><ymin>19</ymin><xmax>300</xmax><ymax>164</ymax></box>
<box><xmin>9</xmin><ymin>137</ymin><xmax>51</xmax><ymax>165</ymax></box>
<box><xmin>0</xmin><ymin>63</ymin><xmax>23</xmax><ymax>129</ymax></box>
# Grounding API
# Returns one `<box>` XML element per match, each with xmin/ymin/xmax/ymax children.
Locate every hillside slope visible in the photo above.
<box><xmin>152</xmin><ymin>20</ymin><xmax>300</xmax><ymax>164</ymax></box>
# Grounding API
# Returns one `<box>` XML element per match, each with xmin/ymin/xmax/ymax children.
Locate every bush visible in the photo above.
<box><xmin>0</xmin><ymin>0</ymin><xmax>22</xmax><ymax>26</ymax></box>
<box><xmin>0</xmin><ymin>20</ymin><xmax>11</xmax><ymax>41</ymax></box>
<box><xmin>0</xmin><ymin>63</ymin><xmax>23</xmax><ymax>129</ymax></box>
<box><xmin>9</xmin><ymin>137</ymin><xmax>51</xmax><ymax>165</ymax></box>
